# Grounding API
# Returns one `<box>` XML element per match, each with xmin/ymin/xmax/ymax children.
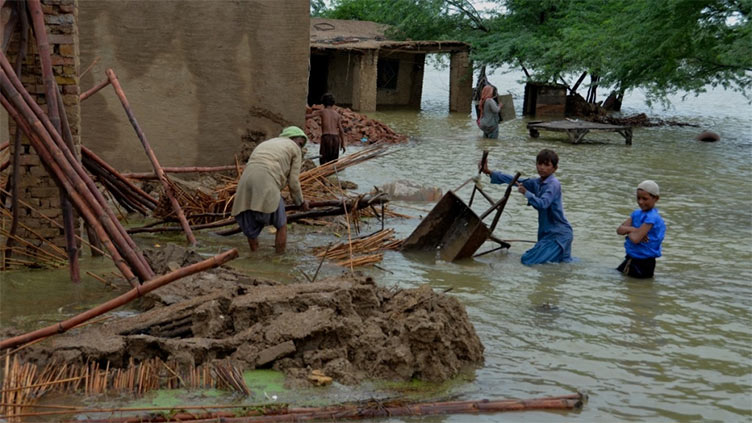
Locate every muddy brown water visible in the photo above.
<box><xmin>1</xmin><ymin>65</ymin><xmax>751</xmax><ymax>421</ymax></box>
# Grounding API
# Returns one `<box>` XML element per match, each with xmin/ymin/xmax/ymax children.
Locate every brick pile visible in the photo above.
<box><xmin>305</xmin><ymin>105</ymin><xmax>408</xmax><ymax>146</ymax></box>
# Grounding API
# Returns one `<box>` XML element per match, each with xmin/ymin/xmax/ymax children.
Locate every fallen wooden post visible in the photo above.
<box><xmin>106</xmin><ymin>68</ymin><xmax>196</xmax><ymax>246</ymax></box>
<box><xmin>40</xmin><ymin>393</ymin><xmax>584</xmax><ymax>422</ymax></box>
<box><xmin>0</xmin><ymin>248</ymin><xmax>238</xmax><ymax>351</ymax></box>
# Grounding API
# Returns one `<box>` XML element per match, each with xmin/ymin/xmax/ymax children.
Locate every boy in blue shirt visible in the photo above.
<box><xmin>616</xmin><ymin>180</ymin><xmax>666</xmax><ymax>278</ymax></box>
<box><xmin>480</xmin><ymin>149</ymin><xmax>573</xmax><ymax>265</ymax></box>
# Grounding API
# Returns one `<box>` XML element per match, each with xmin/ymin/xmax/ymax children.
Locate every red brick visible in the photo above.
<box><xmin>59</xmin><ymin>44</ymin><xmax>75</xmax><ymax>57</ymax></box>
<box><xmin>51</xmin><ymin>55</ymin><xmax>75</xmax><ymax>65</ymax></box>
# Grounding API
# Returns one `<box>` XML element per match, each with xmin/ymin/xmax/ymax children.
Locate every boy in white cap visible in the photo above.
<box><xmin>616</xmin><ymin>180</ymin><xmax>666</xmax><ymax>278</ymax></box>
<box><xmin>232</xmin><ymin>126</ymin><xmax>310</xmax><ymax>254</ymax></box>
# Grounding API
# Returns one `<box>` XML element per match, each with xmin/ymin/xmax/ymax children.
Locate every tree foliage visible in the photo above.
<box><xmin>314</xmin><ymin>0</ymin><xmax>752</xmax><ymax>101</ymax></box>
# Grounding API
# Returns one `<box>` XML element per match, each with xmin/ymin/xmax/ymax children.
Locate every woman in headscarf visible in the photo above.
<box><xmin>478</xmin><ymin>85</ymin><xmax>501</xmax><ymax>139</ymax></box>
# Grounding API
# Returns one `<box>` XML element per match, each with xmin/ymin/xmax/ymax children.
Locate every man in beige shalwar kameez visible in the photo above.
<box><xmin>232</xmin><ymin>126</ymin><xmax>309</xmax><ymax>253</ymax></box>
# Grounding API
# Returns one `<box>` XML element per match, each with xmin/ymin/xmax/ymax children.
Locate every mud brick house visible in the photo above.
<box><xmin>1</xmin><ymin>0</ymin><xmax>310</xmax><ymax>253</ymax></box>
<box><xmin>309</xmin><ymin>18</ymin><xmax>472</xmax><ymax>113</ymax></box>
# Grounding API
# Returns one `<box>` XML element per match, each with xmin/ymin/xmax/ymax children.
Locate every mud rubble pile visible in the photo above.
<box><xmin>23</xmin><ymin>253</ymin><xmax>484</xmax><ymax>386</ymax></box>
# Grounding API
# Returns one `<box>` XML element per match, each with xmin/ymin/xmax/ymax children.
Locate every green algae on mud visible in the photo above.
<box><xmin>243</xmin><ymin>369</ymin><xmax>288</xmax><ymax>396</ymax></box>
<box><xmin>128</xmin><ymin>387</ymin><xmax>226</xmax><ymax>409</ymax></box>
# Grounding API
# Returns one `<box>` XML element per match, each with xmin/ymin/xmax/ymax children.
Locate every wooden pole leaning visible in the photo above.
<box><xmin>58</xmin><ymin>94</ymin><xmax>104</xmax><ymax>256</ymax></box>
<box><xmin>28</xmin><ymin>0</ymin><xmax>80</xmax><ymax>282</ymax></box>
<box><xmin>0</xmin><ymin>53</ymin><xmax>154</xmax><ymax>281</ymax></box>
<box><xmin>0</xmin><ymin>70</ymin><xmax>151</xmax><ymax>283</ymax></box>
<box><xmin>105</xmin><ymin>69</ymin><xmax>196</xmax><ymax>246</ymax></box>
<box><xmin>2</xmin><ymin>3</ymin><xmax>28</xmax><ymax>270</ymax></box>
<box><xmin>0</xmin><ymin>90</ymin><xmax>138</xmax><ymax>284</ymax></box>
<box><xmin>0</xmin><ymin>249</ymin><xmax>238</xmax><ymax>351</ymax></box>
<box><xmin>79</xmin><ymin>78</ymin><xmax>110</xmax><ymax>102</ymax></box>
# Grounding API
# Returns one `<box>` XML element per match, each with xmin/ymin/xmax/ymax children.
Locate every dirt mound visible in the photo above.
<box><xmin>22</xmin><ymin>272</ymin><xmax>484</xmax><ymax>386</ymax></box>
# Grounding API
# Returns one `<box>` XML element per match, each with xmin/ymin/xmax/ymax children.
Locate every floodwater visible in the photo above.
<box><xmin>1</xmin><ymin>64</ymin><xmax>751</xmax><ymax>422</ymax></box>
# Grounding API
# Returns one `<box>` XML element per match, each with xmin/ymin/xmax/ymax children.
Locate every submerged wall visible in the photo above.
<box><xmin>77</xmin><ymin>0</ymin><xmax>310</xmax><ymax>171</ymax></box>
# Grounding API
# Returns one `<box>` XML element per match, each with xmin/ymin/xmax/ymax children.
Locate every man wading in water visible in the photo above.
<box><xmin>232</xmin><ymin>126</ymin><xmax>310</xmax><ymax>253</ymax></box>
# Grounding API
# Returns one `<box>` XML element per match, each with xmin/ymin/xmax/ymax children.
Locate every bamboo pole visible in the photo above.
<box><xmin>3</xmin><ymin>4</ymin><xmax>27</xmax><ymax>271</ymax></box>
<box><xmin>105</xmin><ymin>69</ymin><xmax>196</xmax><ymax>246</ymax></box>
<box><xmin>27</xmin><ymin>0</ymin><xmax>80</xmax><ymax>283</ymax></box>
<box><xmin>0</xmin><ymin>52</ymin><xmax>152</xmax><ymax>276</ymax></box>
<box><xmin>0</xmin><ymin>89</ymin><xmax>138</xmax><ymax>283</ymax></box>
<box><xmin>0</xmin><ymin>53</ymin><xmax>154</xmax><ymax>281</ymax></box>
<box><xmin>0</xmin><ymin>248</ymin><xmax>238</xmax><ymax>350</ymax></box>
<box><xmin>10</xmin><ymin>394</ymin><xmax>583</xmax><ymax>421</ymax></box>
<box><xmin>121</xmin><ymin>165</ymin><xmax>239</xmax><ymax>179</ymax></box>
<box><xmin>0</xmin><ymin>77</ymin><xmax>135</xmax><ymax>278</ymax></box>
<box><xmin>79</xmin><ymin>78</ymin><xmax>110</xmax><ymax>102</ymax></box>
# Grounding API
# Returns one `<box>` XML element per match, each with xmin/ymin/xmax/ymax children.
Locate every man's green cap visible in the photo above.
<box><xmin>279</xmin><ymin>126</ymin><xmax>308</xmax><ymax>142</ymax></box>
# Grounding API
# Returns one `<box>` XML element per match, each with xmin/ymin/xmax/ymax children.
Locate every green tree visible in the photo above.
<box><xmin>315</xmin><ymin>0</ymin><xmax>752</xmax><ymax>102</ymax></box>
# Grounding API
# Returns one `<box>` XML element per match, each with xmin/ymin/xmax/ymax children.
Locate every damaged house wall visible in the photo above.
<box><xmin>77</xmin><ymin>0</ymin><xmax>310</xmax><ymax>172</ymax></box>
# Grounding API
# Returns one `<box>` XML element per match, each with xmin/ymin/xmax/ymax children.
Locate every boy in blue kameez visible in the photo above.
<box><xmin>480</xmin><ymin>149</ymin><xmax>574</xmax><ymax>265</ymax></box>
<box><xmin>616</xmin><ymin>180</ymin><xmax>665</xmax><ymax>278</ymax></box>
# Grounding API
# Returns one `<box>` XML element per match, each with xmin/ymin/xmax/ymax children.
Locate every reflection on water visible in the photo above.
<box><xmin>1</xmin><ymin>66</ymin><xmax>751</xmax><ymax>421</ymax></box>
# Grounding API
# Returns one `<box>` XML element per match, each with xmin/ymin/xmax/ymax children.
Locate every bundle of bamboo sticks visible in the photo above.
<box><xmin>81</xmin><ymin>146</ymin><xmax>157</xmax><ymax>216</ymax></box>
<box><xmin>314</xmin><ymin>229</ymin><xmax>402</xmax><ymax>268</ymax></box>
<box><xmin>144</xmin><ymin>144</ymin><xmax>392</xmax><ymax>229</ymax></box>
<box><xmin>0</xmin><ymin>356</ymin><xmax>253</xmax><ymax>420</ymax></box>
<box><xmin>0</xmin><ymin>14</ymin><xmax>154</xmax><ymax>284</ymax></box>
<box><xmin>0</xmin><ymin>206</ymin><xmax>67</xmax><ymax>269</ymax></box>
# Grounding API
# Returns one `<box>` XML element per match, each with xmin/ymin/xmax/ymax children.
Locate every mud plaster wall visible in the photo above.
<box><xmin>375</xmin><ymin>52</ymin><xmax>424</xmax><ymax>107</ymax></box>
<box><xmin>77</xmin><ymin>0</ymin><xmax>310</xmax><ymax>172</ymax></box>
<box><xmin>449</xmin><ymin>50</ymin><xmax>472</xmax><ymax>113</ymax></box>
<box><xmin>5</xmin><ymin>0</ymin><xmax>81</xmax><ymax>250</ymax></box>
<box><xmin>322</xmin><ymin>52</ymin><xmax>356</xmax><ymax>107</ymax></box>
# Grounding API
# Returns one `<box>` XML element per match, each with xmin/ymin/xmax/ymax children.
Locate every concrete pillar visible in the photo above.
<box><xmin>6</xmin><ymin>0</ymin><xmax>80</xmax><ymax>255</ymax></box>
<box><xmin>351</xmin><ymin>49</ymin><xmax>377</xmax><ymax>112</ymax></box>
<box><xmin>449</xmin><ymin>50</ymin><xmax>472</xmax><ymax>113</ymax></box>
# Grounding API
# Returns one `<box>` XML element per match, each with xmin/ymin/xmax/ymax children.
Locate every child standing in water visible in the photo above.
<box><xmin>481</xmin><ymin>149</ymin><xmax>573</xmax><ymax>265</ymax></box>
<box><xmin>307</xmin><ymin>93</ymin><xmax>345</xmax><ymax>165</ymax></box>
<box><xmin>616</xmin><ymin>180</ymin><xmax>666</xmax><ymax>278</ymax></box>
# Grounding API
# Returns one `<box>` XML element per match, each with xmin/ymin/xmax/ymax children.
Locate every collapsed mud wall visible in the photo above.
<box><xmin>77</xmin><ymin>0</ymin><xmax>310</xmax><ymax>171</ymax></box>
<box><xmin>23</xmin><ymin>268</ymin><xmax>485</xmax><ymax>386</ymax></box>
